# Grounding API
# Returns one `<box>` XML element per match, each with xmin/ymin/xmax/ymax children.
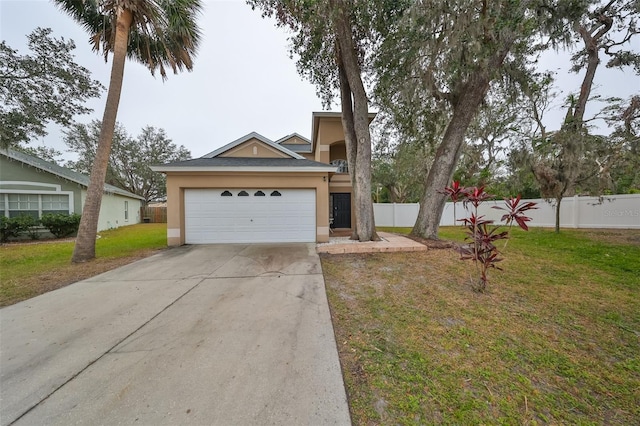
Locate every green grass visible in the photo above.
<box><xmin>324</xmin><ymin>227</ymin><xmax>640</xmax><ymax>424</ymax></box>
<box><xmin>0</xmin><ymin>223</ymin><xmax>166</xmax><ymax>306</ymax></box>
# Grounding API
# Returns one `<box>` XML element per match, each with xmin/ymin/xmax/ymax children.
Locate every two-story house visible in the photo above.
<box><xmin>152</xmin><ymin>112</ymin><xmax>372</xmax><ymax>245</ymax></box>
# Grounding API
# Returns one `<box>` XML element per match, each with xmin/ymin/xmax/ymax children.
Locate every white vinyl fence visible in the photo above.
<box><xmin>374</xmin><ymin>194</ymin><xmax>640</xmax><ymax>229</ymax></box>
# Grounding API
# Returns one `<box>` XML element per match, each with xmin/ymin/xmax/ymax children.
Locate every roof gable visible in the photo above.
<box><xmin>202</xmin><ymin>132</ymin><xmax>304</xmax><ymax>160</ymax></box>
<box><xmin>275</xmin><ymin>133</ymin><xmax>312</xmax><ymax>153</ymax></box>
<box><xmin>219</xmin><ymin>138</ymin><xmax>290</xmax><ymax>159</ymax></box>
<box><xmin>275</xmin><ymin>133</ymin><xmax>311</xmax><ymax>145</ymax></box>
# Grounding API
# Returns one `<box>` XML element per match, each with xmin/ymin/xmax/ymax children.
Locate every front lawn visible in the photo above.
<box><xmin>322</xmin><ymin>227</ymin><xmax>640</xmax><ymax>424</ymax></box>
<box><xmin>0</xmin><ymin>223</ymin><xmax>166</xmax><ymax>307</ymax></box>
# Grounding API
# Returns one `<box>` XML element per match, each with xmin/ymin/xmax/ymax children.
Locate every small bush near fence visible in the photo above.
<box><xmin>141</xmin><ymin>206</ymin><xmax>167</xmax><ymax>223</ymax></box>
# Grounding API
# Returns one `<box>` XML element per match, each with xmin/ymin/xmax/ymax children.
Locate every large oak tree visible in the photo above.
<box><xmin>375</xmin><ymin>0</ymin><xmax>587</xmax><ymax>240</ymax></box>
<box><xmin>249</xmin><ymin>0</ymin><xmax>390</xmax><ymax>241</ymax></box>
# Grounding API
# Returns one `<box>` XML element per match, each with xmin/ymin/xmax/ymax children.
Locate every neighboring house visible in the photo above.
<box><xmin>152</xmin><ymin>111</ymin><xmax>372</xmax><ymax>245</ymax></box>
<box><xmin>0</xmin><ymin>148</ymin><xmax>144</xmax><ymax>231</ymax></box>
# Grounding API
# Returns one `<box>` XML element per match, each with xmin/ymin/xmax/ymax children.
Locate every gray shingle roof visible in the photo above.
<box><xmin>279</xmin><ymin>143</ymin><xmax>312</xmax><ymax>153</ymax></box>
<box><xmin>1</xmin><ymin>148</ymin><xmax>145</xmax><ymax>200</ymax></box>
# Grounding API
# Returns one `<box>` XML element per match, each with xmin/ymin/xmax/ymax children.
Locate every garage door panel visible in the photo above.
<box><xmin>185</xmin><ymin>189</ymin><xmax>316</xmax><ymax>244</ymax></box>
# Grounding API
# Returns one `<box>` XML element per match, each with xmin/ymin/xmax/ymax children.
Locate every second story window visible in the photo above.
<box><xmin>330</xmin><ymin>159</ymin><xmax>348</xmax><ymax>173</ymax></box>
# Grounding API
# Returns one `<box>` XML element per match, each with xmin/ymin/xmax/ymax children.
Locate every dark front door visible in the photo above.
<box><xmin>331</xmin><ymin>193</ymin><xmax>351</xmax><ymax>228</ymax></box>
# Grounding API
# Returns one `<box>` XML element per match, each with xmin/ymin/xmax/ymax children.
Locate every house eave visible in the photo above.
<box><xmin>151</xmin><ymin>166</ymin><xmax>338</xmax><ymax>173</ymax></box>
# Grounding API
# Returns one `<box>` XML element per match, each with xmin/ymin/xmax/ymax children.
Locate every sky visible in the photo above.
<box><xmin>1</xmin><ymin>0</ymin><xmax>638</xmax><ymax>161</ymax></box>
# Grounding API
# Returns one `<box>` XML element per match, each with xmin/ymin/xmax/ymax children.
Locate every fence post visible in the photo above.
<box><xmin>573</xmin><ymin>195</ymin><xmax>579</xmax><ymax>228</ymax></box>
<box><xmin>392</xmin><ymin>203</ymin><xmax>397</xmax><ymax>227</ymax></box>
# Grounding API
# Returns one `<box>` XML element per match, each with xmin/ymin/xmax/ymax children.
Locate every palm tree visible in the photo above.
<box><xmin>54</xmin><ymin>0</ymin><xmax>203</xmax><ymax>263</ymax></box>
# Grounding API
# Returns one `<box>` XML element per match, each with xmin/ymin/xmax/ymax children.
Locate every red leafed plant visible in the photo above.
<box><xmin>443</xmin><ymin>182</ymin><xmax>537</xmax><ymax>292</ymax></box>
<box><xmin>438</xmin><ymin>181</ymin><xmax>469</xmax><ymax>222</ymax></box>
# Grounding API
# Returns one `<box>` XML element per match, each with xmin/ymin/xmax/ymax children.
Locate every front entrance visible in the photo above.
<box><xmin>330</xmin><ymin>193</ymin><xmax>351</xmax><ymax>229</ymax></box>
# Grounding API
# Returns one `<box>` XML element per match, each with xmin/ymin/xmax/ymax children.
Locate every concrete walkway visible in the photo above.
<box><xmin>0</xmin><ymin>244</ymin><xmax>350</xmax><ymax>426</ymax></box>
<box><xmin>317</xmin><ymin>231</ymin><xmax>428</xmax><ymax>254</ymax></box>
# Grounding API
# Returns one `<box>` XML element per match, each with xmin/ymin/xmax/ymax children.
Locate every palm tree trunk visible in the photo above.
<box><xmin>72</xmin><ymin>10</ymin><xmax>132</xmax><ymax>263</ymax></box>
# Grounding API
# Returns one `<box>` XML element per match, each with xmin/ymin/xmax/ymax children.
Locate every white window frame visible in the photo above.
<box><xmin>0</xmin><ymin>181</ymin><xmax>74</xmax><ymax>218</ymax></box>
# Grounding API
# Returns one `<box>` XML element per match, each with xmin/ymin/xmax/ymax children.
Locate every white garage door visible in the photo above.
<box><xmin>184</xmin><ymin>189</ymin><xmax>316</xmax><ymax>244</ymax></box>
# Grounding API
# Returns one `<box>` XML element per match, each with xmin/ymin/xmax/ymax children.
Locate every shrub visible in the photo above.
<box><xmin>18</xmin><ymin>215</ymin><xmax>41</xmax><ymax>240</ymax></box>
<box><xmin>0</xmin><ymin>215</ymin><xmax>39</xmax><ymax>242</ymax></box>
<box><xmin>40</xmin><ymin>213</ymin><xmax>81</xmax><ymax>238</ymax></box>
<box><xmin>441</xmin><ymin>183</ymin><xmax>537</xmax><ymax>292</ymax></box>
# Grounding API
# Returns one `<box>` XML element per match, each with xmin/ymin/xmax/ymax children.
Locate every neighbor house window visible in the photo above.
<box><xmin>7</xmin><ymin>194</ymin><xmax>39</xmax><ymax>219</ymax></box>
<box><xmin>0</xmin><ymin>192</ymin><xmax>72</xmax><ymax>218</ymax></box>
<box><xmin>270</xmin><ymin>191</ymin><xmax>281</xmax><ymax>197</ymax></box>
<box><xmin>221</xmin><ymin>190</ymin><xmax>233</xmax><ymax>196</ymax></box>
<box><xmin>124</xmin><ymin>201</ymin><xmax>129</xmax><ymax>221</ymax></box>
<box><xmin>41</xmin><ymin>194</ymin><xmax>70</xmax><ymax>215</ymax></box>
<box><xmin>238</xmin><ymin>190</ymin><xmax>249</xmax><ymax>196</ymax></box>
<box><xmin>254</xmin><ymin>190</ymin><xmax>265</xmax><ymax>196</ymax></box>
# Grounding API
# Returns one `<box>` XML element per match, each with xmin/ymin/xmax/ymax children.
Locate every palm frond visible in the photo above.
<box><xmin>52</xmin><ymin>0</ymin><xmax>203</xmax><ymax>77</ymax></box>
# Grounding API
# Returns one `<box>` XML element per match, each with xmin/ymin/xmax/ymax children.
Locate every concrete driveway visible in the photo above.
<box><xmin>0</xmin><ymin>244</ymin><xmax>350</xmax><ymax>425</ymax></box>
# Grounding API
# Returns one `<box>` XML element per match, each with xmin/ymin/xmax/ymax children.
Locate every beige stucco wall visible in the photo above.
<box><xmin>315</xmin><ymin>118</ymin><xmax>345</xmax><ymax>164</ymax></box>
<box><xmin>165</xmin><ymin>171</ymin><xmax>330</xmax><ymax>245</ymax></box>
<box><xmin>220</xmin><ymin>139</ymin><xmax>288</xmax><ymax>158</ymax></box>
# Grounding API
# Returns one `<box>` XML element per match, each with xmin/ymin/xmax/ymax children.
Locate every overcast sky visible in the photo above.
<box><xmin>1</xmin><ymin>0</ymin><xmax>638</xmax><ymax>161</ymax></box>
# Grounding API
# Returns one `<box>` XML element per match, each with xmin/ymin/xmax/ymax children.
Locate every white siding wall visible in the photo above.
<box><xmin>81</xmin><ymin>190</ymin><xmax>143</xmax><ymax>231</ymax></box>
<box><xmin>374</xmin><ymin>194</ymin><xmax>640</xmax><ymax>229</ymax></box>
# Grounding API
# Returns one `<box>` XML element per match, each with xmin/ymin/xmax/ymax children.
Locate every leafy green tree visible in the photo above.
<box><xmin>602</xmin><ymin>95</ymin><xmax>640</xmax><ymax>193</ymax></box>
<box><xmin>526</xmin><ymin>0</ymin><xmax>639</xmax><ymax>232</ymax></box>
<box><xmin>65</xmin><ymin>121</ymin><xmax>191</xmax><ymax>203</ymax></box>
<box><xmin>372</xmin><ymin>132</ymin><xmax>430</xmax><ymax>203</ymax></box>
<box><xmin>499</xmin><ymin>143</ymin><xmax>542</xmax><ymax>199</ymax></box>
<box><xmin>248</xmin><ymin>0</ymin><xmax>391</xmax><ymax>241</ymax></box>
<box><xmin>453</xmin><ymin>86</ymin><xmax>523</xmax><ymax>194</ymax></box>
<box><xmin>0</xmin><ymin>27</ymin><xmax>102</xmax><ymax>147</ymax></box>
<box><xmin>54</xmin><ymin>0</ymin><xmax>203</xmax><ymax>263</ymax></box>
<box><xmin>375</xmin><ymin>0</ymin><xmax>586</xmax><ymax>240</ymax></box>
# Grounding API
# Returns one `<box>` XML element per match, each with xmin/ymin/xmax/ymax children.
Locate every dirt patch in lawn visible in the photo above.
<box><xmin>572</xmin><ymin>228</ymin><xmax>640</xmax><ymax>246</ymax></box>
<box><xmin>1</xmin><ymin>248</ymin><xmax>162</xmax><ymax>307</ymax></box>
<box><xmin>406</xmin><ymin>234</ymin><xmax>459</xmax><ymax>250</ymax></box>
